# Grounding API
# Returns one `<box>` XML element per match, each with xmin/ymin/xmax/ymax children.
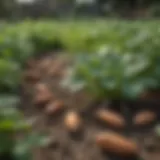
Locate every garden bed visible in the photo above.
<box><xmin>20</xmin><ymin>52</ymin><xmax>160</xmax><ymax>160</ymax></box>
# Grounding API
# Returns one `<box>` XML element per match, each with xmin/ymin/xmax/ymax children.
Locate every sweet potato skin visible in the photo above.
<box><xmin>96</xmin><ymin>132</ymin><xmax>138</xmax><ymax>156</ymax></box>
<box><xmin>95</xmin><ymin>109</ymin><xmax>125</xmax><ymax>128</ymax></box>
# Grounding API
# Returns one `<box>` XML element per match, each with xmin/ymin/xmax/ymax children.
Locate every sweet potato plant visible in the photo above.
<box><xmin>0</xmin><ymin>20</ymin><xmax>160</xmax><ymax>94</ymax></box>
<box><xmin>62</xmin><ymin>50</ymin><xmax>160</xmax><ymax>100</ymax></box>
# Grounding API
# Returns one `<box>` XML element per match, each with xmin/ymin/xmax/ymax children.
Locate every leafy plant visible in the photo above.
<box><xmin>0</xmin><ymin>20</ymin><xmax>160</xmax><ymax>94</ymax></box>
<box><xmin>62</xmin><ymin>50</ymin><xmax>159</xmax><ymax>100</ymax></box>
<box><xmin>0</xmin><ymin>59</ymin><xmax>21</xmax><ymax>93</ymax></box>
<box><xmin>0</xmin><ymin>96</ymin><xmax>49</xmax><ymax>160</ymax></box>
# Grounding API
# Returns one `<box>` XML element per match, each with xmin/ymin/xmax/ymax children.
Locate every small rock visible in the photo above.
<box><xmin>45</xmin><ymin>100</ymin><xmax>64</xmax><ymax>115</ymax></box>
<box><xmin>96</xmin><ymin>131</ymin><xmax>138</xmax><ymax>156</ymax></box>
<box><xmin>133</xmin><ymin>111</ymin><xmax>156</xmax><ymax>126</ymax></box>
<box><xmin>94</xmin><ymin>109</ymin><xmax>125</xmax><ymax>129</ymax></box>
<box><xmin>64</xmin><ymin>111</ymin><xmax>82</xmax><ymax>133</ymax></box>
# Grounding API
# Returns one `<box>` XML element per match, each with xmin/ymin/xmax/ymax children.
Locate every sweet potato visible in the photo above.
<box><xmin>95</xmin><ymin>109</ymin><xmax>125</xmax><ymax>128</ymax></box>
<box><xmin>45</xmin><ymin>100</ymin><xmax>64</xmax><ymax>115</ymax></box>
<box><xmin>134</xmin><ymin>111</ymin><xmax>156</xmax><ymax>126</ymax></box>
<box><xmin>96</xmin><ymin>131</ymin><xmax>138</xmax><ymax>156</ymax></box>
<box><xmin>64</xmin><ymin>111</ymin><xmax>82</xmax><ymax>132</ymax></box>
<box><xmin>34</xmin><ymin>83</ymin><xmax>53</xmax><ymax>106</ymax></box>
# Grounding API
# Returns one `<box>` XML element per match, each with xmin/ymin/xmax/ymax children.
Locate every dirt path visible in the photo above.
<box><xmin>20</xmin><ymin>53</ymin><xmax>160</xmax><ymax>160</ymax></box>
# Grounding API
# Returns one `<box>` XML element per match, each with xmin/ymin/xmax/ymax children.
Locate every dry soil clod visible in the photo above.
<box><xmin>45</xmin><ymin>100</ymin><xmax>64</xmax><ymax>115</ymax></box>
<box><xmin>95</xmin><ymin>131</ymin><xmax>138</xmax><ymax>156</ymax></box>
<box><xmin>95</xmin><ymin>109</ymin><xmax>125</xmax><ymax>129</ymax></box>
<box><xmin>133</xmin><ymin>111</ymin><xmax>156</xmax><ymax>126</ymax></box>
<box><xmin>64</xmin><ymin>111</ymin><xmax>82</xmax><ymax>133</ymax></box>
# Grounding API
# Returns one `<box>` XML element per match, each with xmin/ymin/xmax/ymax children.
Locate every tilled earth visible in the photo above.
<box><xmin>20</xmin><ymin>53</ymin><xmax>160</xmax><ymax>160</ymax></box>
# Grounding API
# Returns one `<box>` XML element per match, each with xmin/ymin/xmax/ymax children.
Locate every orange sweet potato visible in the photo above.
<box><xmin>95</xmin><ymin>109</ymin><xmax>125</xmax><ymax>128</ymax></box>
<box><xmin>133</xmin><ymin>111</ymin><xmax>156</xmax><ymax>126</ymax></box>
<box><xmin>96</xmin><ymin>132</ymin><xmax>138</xmax><ymax>156</ymax></box>
<box><xmin>45</xmin><ymin>100</ymin><xmax>64</xmax><ymax>115</ymax></box>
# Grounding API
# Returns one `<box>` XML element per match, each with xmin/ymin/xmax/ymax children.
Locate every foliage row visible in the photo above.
<box><xmin>0</xmin><ymin>20</ymin><xmax>160</xmax><ymax>94</ymax></box>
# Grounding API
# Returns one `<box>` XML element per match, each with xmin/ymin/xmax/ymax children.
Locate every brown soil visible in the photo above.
<box><xmin>20</xmin><ymin>53</ymin><xmax>160</xmax><ymax>160</ymax></box>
